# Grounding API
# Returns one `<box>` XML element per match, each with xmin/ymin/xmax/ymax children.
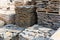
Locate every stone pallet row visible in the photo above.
<box><xmin>19</xmin><ymin>25</ymin><xmax>55</xmax><ymax>40</ymax></box>
<box><xmin>37</xmin><ymin>12</ymin><xmax>60</xmax><ymax>30</ymax></box>
<box><xmin>0</xmin><ymin>24</ymin><xmax>55</xmax><ymax>40</ymax></box>
<box><xmin>15</xmin><ymin>5</ymin><xmax>37</xmax><ymax>27</ymax></box>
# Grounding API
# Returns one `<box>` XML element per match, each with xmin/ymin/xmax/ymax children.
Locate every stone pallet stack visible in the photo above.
<box><xmin>19</xmin><ymin>25</ymin><xmax>55</xmax><ymax>40</ymax></box>
<box><xmin>36</xmin><ymin>0</ymin><xmax>60</xmax><ymax>30</ymax></box>
<box><xmin>15</xmin><ymin>5</ymin><xmax>37</xmax><ymax>27</ymax></box>
<box><xmin>38</xmin><ymin>14</ymin><xmax>60</xmax><ymax>29</ymax></box>
<box><xmin>37</xmin><ymin>13</ymin><xmax>60</xmax><ymax>30</ymax></box>
<box><xmin>0</xmin><ymin>24</ymin><xmax>24</xmax><ymax>40</ymax></box>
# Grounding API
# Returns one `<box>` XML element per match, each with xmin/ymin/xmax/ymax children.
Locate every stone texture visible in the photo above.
<box><xmin>19</xmin><ymin>25</ymin><xmax>55</xmax><ymax>40</ymax></box>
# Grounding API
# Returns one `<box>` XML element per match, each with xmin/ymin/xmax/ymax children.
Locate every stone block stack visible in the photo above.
<box><xmin>36</xmin><ymin>0</ymin><xmax>60</xmax><ymax>30</ymax></box>
<box><xmin>15</xmin><ymin>5</ymin><xmax>37</xmax><ymax>27</ymax></box>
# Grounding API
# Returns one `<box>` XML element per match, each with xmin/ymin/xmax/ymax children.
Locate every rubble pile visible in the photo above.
<box><xmin>37</xmin><ymin>13</ymin><xmax>60</xmax><ymax>30</ymax></box>
<box><xmin>19</xmin><ymin>25</ymin><xmax>55</xmax><ymax>40</ymax></box>
<box><xmin>15</xmin><ymin>5</ymin><xmax>37</xmax><ymax>27</ymax></box>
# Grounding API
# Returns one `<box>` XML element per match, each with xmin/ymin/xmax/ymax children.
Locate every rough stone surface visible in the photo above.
<box><xmin>19</xmin><ymin>25</ymin><xmax>55</xmax><ymax>40</ymax></box>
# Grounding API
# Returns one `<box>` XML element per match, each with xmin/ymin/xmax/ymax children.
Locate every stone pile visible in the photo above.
<box><xmin>15</xmin><ymin>5</ymin><xmax>37</xmax><ymax>27</ymax></box>
<box><xmin>36</xmin><ymin>0</ymin><xmax>60</xmax><ymax>30</ymax></box>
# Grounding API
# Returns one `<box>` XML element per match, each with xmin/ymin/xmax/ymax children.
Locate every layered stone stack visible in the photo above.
<box><xmin>19</xmin><ymin>25</ymin><xmax>55</xmax><ymax>40</ymax></box>
<box><xmin>36</xmin><ymin>0</ymin><xmax>60</xmax><ymax>30</ymax></box>
<box><xmin>15</xmin><ymin>5</ymin><xmax>37</xmax><ymax>27</ymax></box>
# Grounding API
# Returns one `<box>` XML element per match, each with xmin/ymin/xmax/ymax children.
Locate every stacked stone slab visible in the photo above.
<box><xmin>15</xmin><ymin>5</ymin><xmax>37</xmax><ymax>27</ymax></box>
<box><xmin>36</xmin><ymin>0</ymin><xmax>60</xmax><ymax>30</ymax></box>
<box><xmin>0</xmin><ymin>24</ymin><xmax>24</xmax><ymax>40</ymax></box>
<box><xmin>19</xmin><ymin>25</ymin><xmax>55</xmax><ymax>40</ymax></box>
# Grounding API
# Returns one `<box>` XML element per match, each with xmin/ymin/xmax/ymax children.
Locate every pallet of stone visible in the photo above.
<box><xmin>15</xmin><ymin>5</ymin><xmax>37</xmax><ymax>27</ymax></box>
<box><xmin>0</xmin><ymin>10</ymin><xmax>16</xmax><ymax>24</ymax></box>
<box><xmin>19</xmin><ymin>25</ymin><xmax>55</xmax><ymax>40</ymax></box>
<box><xmin>36</xmin><ymin>0</ymin><xmax>59</xmax><ymax>13</ymax></box>
<box><xmin>37</xmin><ymin>13</ymin><xmax>60</xmax><ymax>30</ymax></box>
<box><xmin>0</xmin><ymin>24</ymin><xmax>25</xmax><ymax>40</ymax></box>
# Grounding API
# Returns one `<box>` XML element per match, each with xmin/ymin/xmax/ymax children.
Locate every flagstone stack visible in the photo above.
<box><xmin>15</xmin><ymin>5</ymin><xmax>37</xmax><ymax>27</ymax></box>
<box><xmin>36</xmin><ymin>0</ymin><xmax>60</xmax><ymax>30</ymax></box>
